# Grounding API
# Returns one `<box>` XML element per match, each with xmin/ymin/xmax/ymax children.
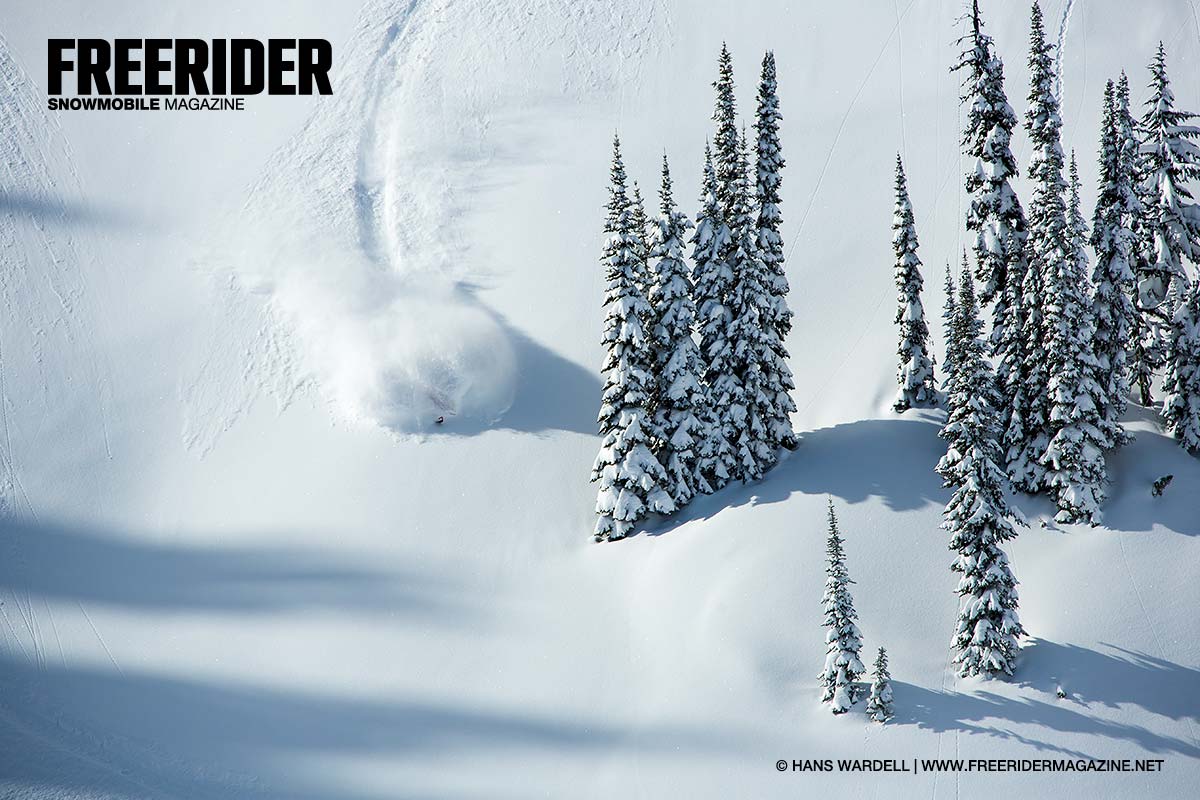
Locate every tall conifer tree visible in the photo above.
<box><xmin>704</xmin><ymin>46</ymin><xmax>756</xmax><ymax>485</ymax></box>
<box><xmin>1091</xmin><ymin>79</ymin><xmax>1137</xmax><ymax>446</ymax></box>
<box><xmin>592</xmin><ymin>136</ymin><xmax>676</xmax><ymax>540</ymax></box>
<box><xmin>712</xmin><ymin>44</ymin><xmax>741</xmax><ymax>220</ymax></box>
<box><xmin>648</xmin><ymin>155</ymin><xmax>710</xmax><ymax>507</ymax></box>
<box><xmin>938</xmin><ymin>265</ymin><xmax>993</xmax><ymax>488</ymax></box>
<box><xmin>1123</xmin><ymin>72</ymin><xmax>1163</xmax><ymax>406</ymax></box>
<box><xmin>1163</xmin><ymin>280</ymin><xmax>1200</xmax><ymax>453</ymax></box>
<box><xmin>1009</xmin><ymin>2</ymin><xmax>1064</xmax><ymax>495</ymax></box>
<box><xmin>691</xmin><ymin>145</ymin><xmax>738</xmax><ymax>489</ymax></box>
<box><xmin>1138</xmin><ymin>43</ymin><xmax>1200</xmax><ymax>378</ymax></box>
<box><xmin>630</xmin><ymin>182</ymin><xmax>652</xmax><ymax>297</ymax></box>
<box><xmin>1139</xmin><ymin>44</ymin><xmax>1200</xmax><ymax>310</ymax></box>
<box><xmin>1041</xmin><ymin>155</ymin><xmax>1109</xmax><ymax>524</ymax></box>
<box><xmin>955</xmin><ymin>0</ymin><xmax>1028</xmax><ymax>367</ymax></box>
<box><xmin>938</xmin><ymin>265</ymin><xmax>1026</xmax><ymax>677</ymax></box>
<box><xmin>754</xmin><ymin>50</ymin><xmax>799</xmax><ymax>451</ymax></box>
<box><xmin>726</xmin><ymin>130</ymin><xmax>774</xmax><ymax>480</ymax></box>
<box><xmin>891</xmin><ymin>156</ymin><xmax>937</xmax><ymax>411</ymax></box>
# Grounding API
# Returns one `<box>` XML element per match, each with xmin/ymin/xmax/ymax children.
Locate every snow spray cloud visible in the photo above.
<box><xmin>205</xmin><ymin>6</ymin><xmax>521</xmax><ymax>436</ymax></box>
<box><xmin>238</xmin><ymin>237</ymin><xmax>516</xmax><ymax>435</ymax></box>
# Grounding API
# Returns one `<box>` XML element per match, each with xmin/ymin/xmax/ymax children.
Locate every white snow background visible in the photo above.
<box><xmin>0</xmin><ymin>0</ymin><xmax>1198</xmax><ymax>797</ymax></box>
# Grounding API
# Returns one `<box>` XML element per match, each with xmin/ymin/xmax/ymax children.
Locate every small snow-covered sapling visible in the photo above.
<box><xmin>865</xmin><ymin>647</ymin><xmax>894</xmax><ymax>723</ymax></box>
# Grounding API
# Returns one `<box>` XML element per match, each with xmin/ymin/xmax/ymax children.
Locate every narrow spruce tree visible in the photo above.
<box><xmin>1041</xmin><ymin>154</ymin><xmax>1109</xmax><ymax>524</ymax></box>
<box><xmin>942</xmin><ymin>261</ymin><xmax>959</xmax><ymax>397</ymax></box>
<box><xmin>1090</xmin><ymin>78</ymin><xmax>1137</xmax><ymax>447</ymax></box>
<box><xmin>726</xmin><ymin>129</ymin><xmax>774</xmax><ymax>481</ymax></box>
<box><xmin>709</xmin><ymin>48</ymin><xmax>773</xmax><ymax>482</ymax></box>
<box><xmin>1009</xmin><ymin>2</ymin><xmax>1064</xmax><ymax>495</ymax></box>
<box><xmin>1162</xmin><ymin>280</ymin><xmax>1200</xmax><ymax>453</ymax></box>
<box><xmin>1136</xmin><ymin>42</ymin><xmax>1200</xmax><ymax>393</ymax></box>
<box><xmin>997</xmin><ymin>228</ymin><xmax>1034</xmax><ymax>477</ymax></box>
<box><xmin>865</xmin><ymin>647</ymin><xmax>895</xmax><ymax>723</ymax></box>
<box><xmin>592</xmin><ymin>136</ymin><xmax>676</xmax><ymax>541</ymax></box>
<box><xmin>648</xmin><ymin>154</ymin><xmax>710</xmax><ymax>507</ymax></box>
<box><xmin>939</xmin><ymin>265</ymin><xmax>1026</xmax><ymax>678</ymax></box>
<box><xmin>1123</xmin><ymin>72</ymin><xmax>1163</xmax><ymax>406</ymax></box>
<box><xmin>937</xmin><ymin>265</ymin><xmax>992</xmax><ymax>487</ymax></box>
<box><xmin>955</xmin><ymin>1</ymin><xmax>1034</xmax><ymax>467</ymax></box>
<box><xmin>820</xmin><ymin>500</ymin><xmax>865</xmax><ymax>713</ymax></box>
<box><xmin>754</xmin><ymin>50</ymin><xmax>799</xmax><ymax>451</ymax></box>
<box><xmin>1138</xmin><ymin>43</ymin><xmax>1200</xmax><ymax>327</ymax></box>
<box><xmin>955</xmin><ymin>0</ymin><xmax>1029</xmax><ymax>364</ymax></box>
<box><xmin>712</xmin><ymin>44</ymin><xmax>741</xmax><ymax>221</ymax></box>
<box><xmin>891</xmin><ymin>155</ymin><xmax>937</xmax><ymax>412</ymax></box>
<box><xmin>691</xmin><ymin>144</ymin><xmax>738</xmax><ymax>490</ymax></box>
<box><xmin>630</xmin><ymin>181</ymin><xmax>652</xmax><ymax>297</ymax></box>
<box><xmin>1067</xmin><ymin>154</ymin><xmax>1090</xmax><ymax>282</ymax></box>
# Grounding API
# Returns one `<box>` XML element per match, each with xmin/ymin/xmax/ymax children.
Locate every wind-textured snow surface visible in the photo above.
<box><xmin>0</xmin><ymin>0</ymin><xmax>1198</xmax><ymax>798</ymax></box>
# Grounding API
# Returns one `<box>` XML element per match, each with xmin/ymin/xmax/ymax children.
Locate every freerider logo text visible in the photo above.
<box><xmin>47</xmin><ymin>39</ymin><xmax>333</xmax><ymax>111</ymax></box>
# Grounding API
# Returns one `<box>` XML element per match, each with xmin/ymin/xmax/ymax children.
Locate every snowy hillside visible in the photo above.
<box><xmin>1</xmin><ymin>0</ymin><xmax>1199</xmax><ymax>798</ymax></box>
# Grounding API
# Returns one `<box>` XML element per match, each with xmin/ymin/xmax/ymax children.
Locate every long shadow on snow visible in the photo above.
<box><xmin>654</xmin><ymin>416</ymin><xmax>949</xmax><ymax>534</ymax></box>
<box><xmin>0</xmin><ymin>189</ymin><xmax>143</xmax><ymax>229</ymax></box>
<box><xmin>892</xmin><ymin>681</ymin><xmax>1198</xmax><ymax>759</ymax></box>
<box><xmin>1015</xmin><ymin>639</ymin><xmax>1200</xmax><ymax>723</ymax></box>
<box><xmin>0</xmin><ymin>656</ymin><xmax>740</xmax><ymax>800</ymax></box>
<box><xmin>0</xmin><ymin>517</ymin><xmax>479</xmax><ymax>621</ymax></box>
<box><xmin>417</xmin><ymin>284</ymin><xmax>601</xmax><ymax>438</ymax></box>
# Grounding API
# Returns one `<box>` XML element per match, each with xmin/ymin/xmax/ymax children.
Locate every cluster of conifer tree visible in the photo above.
<box><xmin>819</xmin><ymin>500</ymin><xmax>893</xmax><ymax>720</ymax></box>
<box><xmin>888</xmin><ymin>1</ymin><xmax>1200</xmax><ymax>678</ymax></box>
<box><xmin>591</xmin><ymin>47</ymin><xmax>798</xmax><ymax>541</ymax></box>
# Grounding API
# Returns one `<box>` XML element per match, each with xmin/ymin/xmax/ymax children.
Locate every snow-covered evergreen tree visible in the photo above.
<box><xmin>725</xmin><ymin>130</ymin><xmax>774</xmax><ymax>481</ymax></box>
<box><xmin>1090</xmin><ymin>78</ymin><xmax>1137</xmax><ymax>447</ymax></box>
<box><xmin>955</xmin><ymin>0</ymin><xmax>1028</xmax><ymax>363</ymax></box>
<box><xmin>712</xmin><ymin>43</ymin><xmax>741</xmax><ymax>219</ymax></box>
<box><xmin>865</xmin><ymin>647</ymin><xmax>894</xmax><ymax>723</ymax></box>
<box><xmin>1009</xmin><ymin>2</ymin><xmax>1064</xmax><ymax>495</ymax></box>
<box><xmin>1041</xmin><ymin>154</ymin><xmax>1109</xmax><ymax>524</ymax></box>
<box><xmin>648</xmin><ymin>154</ymin><xmax>710</xmax><ymax>507</ymax></box>
<box><xmin>820</xmin><ymin>500</ymin><xmax>865</xmax><ymax>713</ymax></box>
<box><xmin>997</xmin><ymin>227</ymin><xmax>1035</xmax><ymax>479</ymax></box>
<box><xmin>754</xmin><ymin>50</ymin><xmax>799</xmax><ymax>452</ymax></box>
<box><xmin>1123</xmin><ymin>72</ymin><xmax>1164</xmax><ymax>406</ymax></box>
<box><xmin>891</xmin><ymin>155</ymin><xmax>937</xmax><ymax>412</ymax></box>
<box><xmin>937</xmin><ymin>264</ymin><xmax>991</xmax><ymax>487</ymax></box>
<box><xmin>630</xmin><ymin>181</ymin><xmax>652</xmax><ymax>297</ymax></box>
<box><xmin>1067</xmin><ymin>153</ymin><xmax>1090</xmax><ymax>287</ymax></box>
<box><xmin>942</xmin><ymin>261</ymin><xmax>959</xmax><ymax>396</ymax></box>
<box><xmin>691</xmin><ymin>144</ymin><xmax>738</xmax><ymax>490</ymax></box>
<box><xmin>1162</xmin><ymin>279</ymin><xmax>1200</xmax><ymax>453</ymax></box>
<box><xmin>938</xmin><ymin>264</ymin><xmax>1026</xmax><ymax>678</ymax></box>
<box><xmin>592</xmin><ymin>135</ymin><xmax>676</xmax><ymax>541</ymax></box>
<box><xmin>1138</xmin><ymin>43</ymin><xmax>1200</xmax><ymax>327</ymax></box>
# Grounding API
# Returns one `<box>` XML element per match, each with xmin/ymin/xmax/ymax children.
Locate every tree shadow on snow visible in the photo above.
<box><xmin>888</xmin><ymin>639</ymin><xmax>1200</xmax><ymax>759</ymax></box>
<box><xmin>0</xmin><ymin>656</ymin><xmax>738</xmax><ymax>800</ymax></box>
<box><xmin>1014</xmin><ymin>639</ymin><xmax>1200</xmax><ymax>723</ymax></box>
<box><xmin>653</xmin><ymin>415</ymin><xmax>950</xmax><ymax>535</ymax></box>
<box><xmin>0</xmin><ymin>517</ymin><xmax>481</xmax><ymax>624</ymax></box>
<box><xmin>0</xmin><ymin>189</ymin><xmax>144</xmax><ymax>229</ymax></box>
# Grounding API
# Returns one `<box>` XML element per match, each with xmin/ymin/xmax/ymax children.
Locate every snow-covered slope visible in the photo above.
<box><xmin>1</xmin><ymin>1</ymin><xmax>1198</xmax><ymax>798</ymax></box>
